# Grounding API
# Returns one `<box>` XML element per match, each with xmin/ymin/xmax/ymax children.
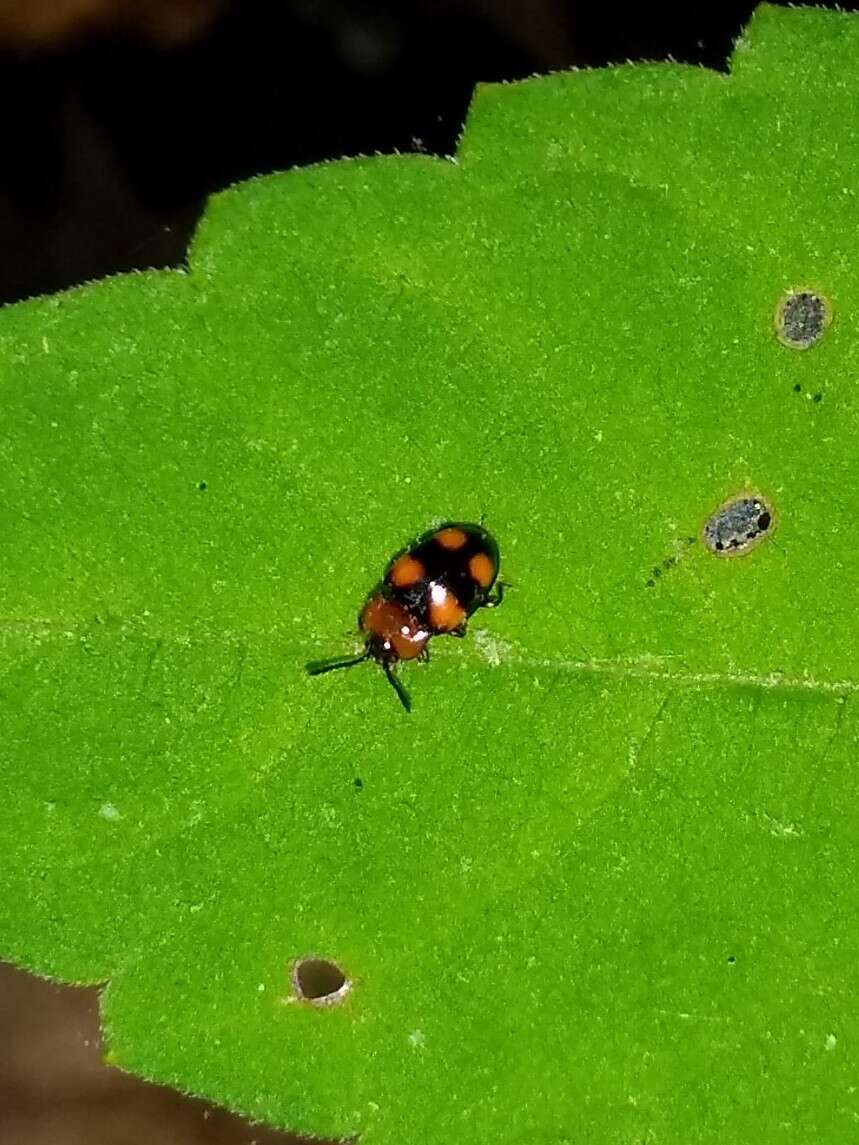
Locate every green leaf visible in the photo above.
<box><xmin>2</xmin><ymin>4</ymin><xmax>858</xmax><ymax>1142</ymax></box>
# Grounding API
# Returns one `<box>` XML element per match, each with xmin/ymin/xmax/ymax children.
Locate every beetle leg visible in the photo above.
<box><xmin>483</xmin><ymin>581</ymin><xmax>508</xmax><ymax>609</ymax></box>
<box><xmin>383</xmin><ymin>660</ymin><xmax>412</xmax><ymax>712</ymax></box>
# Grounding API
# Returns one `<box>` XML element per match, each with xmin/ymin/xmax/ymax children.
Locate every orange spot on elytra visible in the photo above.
<box><xmin>468</xmin><ymin>551</ymin><xmax>495</xmax><ymax>589</ymax></box>
<box><xmin>389</xmin><ymin>554</ymin><xmax>424</xmax><ymax>588</ymax></box>
<box><xmin>435</xmin><ymin>527</ymin><xmax>467</xmax><ymax>550</ymax></box>
<box><xmin>428</xmin><ymin>585</ymin><xmax>466</xmax><ymax>631</ymax></box>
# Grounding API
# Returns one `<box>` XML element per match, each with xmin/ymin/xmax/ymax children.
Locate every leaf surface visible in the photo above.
<box><xmin>2</xmin><ymin>5</ymin><xmax>858</xmax><ymax>1142</ymax></box>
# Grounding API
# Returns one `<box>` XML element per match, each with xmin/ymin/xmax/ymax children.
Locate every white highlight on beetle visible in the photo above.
<box><xmin>430</xmin><ymin>581</ymin><xmax>447</xmax><ymax>605</ymax></box>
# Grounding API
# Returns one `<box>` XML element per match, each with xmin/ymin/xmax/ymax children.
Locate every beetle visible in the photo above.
<box><xmin>307</xmin><ymin>522</ymin><xmax>503</xmax><ymax>711</ymax></box>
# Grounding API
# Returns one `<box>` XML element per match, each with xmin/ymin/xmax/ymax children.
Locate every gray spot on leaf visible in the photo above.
<box><xmin>775</xmin><ymin>289</ymin><xmax>831</xmax><ymax>349</ymax></box>
<box><xmin>704</xmin><ymin>495</ymin><xmax>773</xmax><ymax>556</ymax></box>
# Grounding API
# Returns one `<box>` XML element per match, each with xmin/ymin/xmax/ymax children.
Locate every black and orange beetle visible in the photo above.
<box><xmin>307</xmin><ymin>522</ymin><xmax>503</xmax><ymax>711</ymax></box>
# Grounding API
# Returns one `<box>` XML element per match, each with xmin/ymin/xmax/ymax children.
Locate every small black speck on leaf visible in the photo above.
<box><xmin>775</xmin><ymin>289</ymin><xmax>831</xmax><ymax>349</ymax></box>
<box><xmin>813</xmin><ymin>393</ymin><xmax>823</xmax><ymax>404</ymax></box>
<box><xmin>354</xmin><ymin>777</ymin><xmax>363</xmax><ymax>791</ymax></box>
<box><xmin>704</xmin><ymin>494</ymin><xmax>774</xmax><ymax>556</ymax></box>
<box><xmin>793</xmin><ymin>383</ymin><xmax>802</xmax><ymax>393</ymax></box>
<box><xmin>727</xmin><ymin>955</ymin><xmax>736</xmax><ymax>964</ymax></box>
<box><xmin>645</xmin><ymin>547</ymin><xmax>689</xmax><ymax>588</ymax></box>
<box><xmin>198</xmin><ymin>481</ymin><xmax>208</xmax><ymax>491</ymax></box>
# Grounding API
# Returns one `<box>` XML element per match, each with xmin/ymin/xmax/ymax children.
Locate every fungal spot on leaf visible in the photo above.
<box><xmin>703</xmin><ymin>494</ymin><xmax>774</xmax><ymax>556</ymax></box>
<box><xmin>291</xmin><ymin>957</ymin><xmax>351</xmax><ymax>1006</ymax></box>
<box><xmin>775</xmin><ymin>289</ymin><xmax>831</xmax><ymax>349</ymax></box>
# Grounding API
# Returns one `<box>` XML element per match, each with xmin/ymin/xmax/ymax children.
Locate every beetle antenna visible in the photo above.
<box><xmin>306</xmin><ymin>651</ymin><xmax>369</xmax><ymax>676</ymax></box>
<box><xmin>383</xmin><ymin>660</ymin><xmax>412</xmax><ymax>712</ymax></box>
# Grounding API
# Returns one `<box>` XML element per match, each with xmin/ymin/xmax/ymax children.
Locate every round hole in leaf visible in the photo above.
<box><xmin>703</xmin><ymin>494</ymin><xmax>774</xmax><ymax>557</ymax></box>
<box><xmin>291</xmin><ymin>957</ymin><xmax>351</xmax><ymax>1006</ymax></box>
<box><xmin>775</xmin><ymin>289</ymin><xmax>831</xmax><ymax>349</ymax></box>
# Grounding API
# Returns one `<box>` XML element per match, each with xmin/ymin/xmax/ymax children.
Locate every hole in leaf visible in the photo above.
<box><xmin>703</xmin><ymin>494</ymin><xmax>774</xmax><ymax>557</ymax></box>
<box><xmin>291</xmin><ymin>957</ymin><xmax>351</xmax><ymax>1006</ymax></box>
<box><xmin>775</xmin><ymin>289</ymin><xmax>831</xmax><ymax>349</ymax></box>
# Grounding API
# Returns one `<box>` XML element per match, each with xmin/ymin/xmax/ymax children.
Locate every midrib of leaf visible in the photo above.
<box><xmin>491</xmin><ymin>645</ymin><xmax>859</xmax><ymax>695</ymax></box>
<box><xmin>2</xmin><ymin>619</ymin><xmax>858</xmax><ymax>697</ymax></box>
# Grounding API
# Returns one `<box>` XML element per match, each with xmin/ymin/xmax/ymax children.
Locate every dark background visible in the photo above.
<box><xmin>2</xmin><ymin>0</ymin><xmax>847</xmax><ymax>307</ymax></box>
<box><xmin>0</xmin><ymin>1</ymin><xmax>855</xmax><ymax>1142</ymax></box>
